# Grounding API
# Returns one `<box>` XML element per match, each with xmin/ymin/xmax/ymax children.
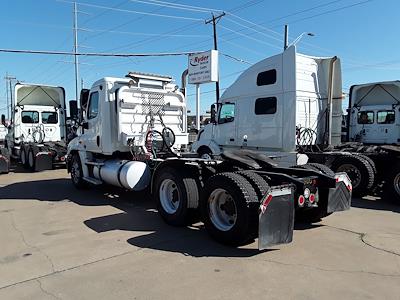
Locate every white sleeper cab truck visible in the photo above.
<box><xmin>192</xmin><ymin>46</ymin><xmax>352</xmax><ymax>217</ymax></box>
<box><xmin>306</xmin><ymin>81</ymin><xmax>400</xmax><ymax>201</ymax></box>
<box><xmin>1</xmin><ymin>83</ymin><xmax>68</xmax><ymax>172</ymax></box>
<box><xmin>67</xmin><ymin>71</ymin><xmax>351</xmax><ymax>249</ymax></box>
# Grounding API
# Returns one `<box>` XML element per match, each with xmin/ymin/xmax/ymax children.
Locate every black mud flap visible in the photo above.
<box><xmin>327</xmin><ymin>173</ymin><xmax>352</xmax><ymax>213</ymax></box>
<box><xmin>0</xmin><ymin>155</ymin><xmax>10</xmax><ymax>174</ymax></box>
<box><xmin>35</xmin><ymin>153</ymin><xmax>53</xmax><ymax>171</ymax></box>
<box><xmin>258</xmin><ymin>187</ymin><xmax>294</xmax><ymax>250</ymax></box>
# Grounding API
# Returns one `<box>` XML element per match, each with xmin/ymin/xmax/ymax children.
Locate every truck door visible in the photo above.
<box><xmin>83</xmin><ymin>89</ymin><xmax>101</xmax><ymax>152</ymax></box>
<box><xmin>376</xmin><ymin>109</ymin><xmax>397</xmax><ymax>144</ymax></box>
<box><xmin>213</xmin><ymin>102</ymin><xmax>237</xmax><ymax>148</ymax></box>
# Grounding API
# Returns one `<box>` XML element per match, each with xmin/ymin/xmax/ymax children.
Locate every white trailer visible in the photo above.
<box><xmin>67</xmin><ymin>71</ymin><xmax>351</xmax><ymax>249</ymax></box>
<box><xmin>1</xmin><ymin>83</ymin><xmax>68</xmax><ymax>172</ymax></box>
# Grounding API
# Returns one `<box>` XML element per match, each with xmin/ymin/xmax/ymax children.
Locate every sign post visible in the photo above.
<box><xmin>188</xmin><ymin>50</ymin><xmax>218</xmax><ymax>131</ymax></box>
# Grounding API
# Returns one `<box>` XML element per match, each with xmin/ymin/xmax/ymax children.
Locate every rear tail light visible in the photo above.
<box><xmin>298</xmin><ymin>195</ymin><xmax>305</xmax><ymax>207</ymax></box>
<box><xmin>309</xmin><ymin>193</ymin><xmax>316</xmax><ymax>203</ymax></box>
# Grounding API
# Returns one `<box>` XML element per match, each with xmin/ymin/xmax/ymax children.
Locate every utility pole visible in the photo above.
<box><xmin>4</xmin><ymin>73</ymin><xmax>16</xmax><ymax>120</ymax></box>
<box><xmin>205</xmin><ymin>12</ymin><xmax>225</xmax><ymax>103</ymax></box>
<box><xmin>73</xmin><ymin>1</ymin><xmax>80</xmax><ymax>105</ymax></box>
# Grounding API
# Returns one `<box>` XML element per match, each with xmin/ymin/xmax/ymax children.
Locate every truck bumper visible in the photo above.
<box><xmin>327</xmin><ymin>172</ymin><xmax>352</xmax><ymax>213</ymax></box>
<box><xmin>258</xmin><ymin>186</ymin><xmax>294</xmax><ymax>250</ymax></box>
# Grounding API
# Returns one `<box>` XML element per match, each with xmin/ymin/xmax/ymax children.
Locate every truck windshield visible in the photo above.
<box><xmin>377</xmin><ymin>110</ymin><xmax>395</xmax><ymax>124</ymax></box>
<box><xmin>42</xmin><ymin>112</ymin><xmax>58</xmax><ymax>124</ymax></box>
<box><xmin>357</xmin><ymin>111</ymin><xmax>374</xmax><ymax>124</ymax></box>
<box><xmin>21</xmin><ymin>111</ymin><xmax>39</xmax><ymax>123</ymax></box>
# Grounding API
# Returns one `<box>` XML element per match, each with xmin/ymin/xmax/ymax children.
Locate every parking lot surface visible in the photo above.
<box><xmin>0</xmin><ymin>167</ymin><xmax>399</xmax><ymax>300</ymax></box>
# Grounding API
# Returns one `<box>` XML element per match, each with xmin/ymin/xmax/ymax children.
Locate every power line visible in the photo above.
<box><xmin>130</xmin><ymin>0</ymin><xmax>222</xmax><ymax>13</ymax></box>
<box><xmin>0</xmin><ymin>48</ymin><xmax>201</xmax><ymax>57</ymax></box>
<box><xmin>57</xmin><ymin>0</ymin><xmax>204</xmax><ymax>21</ymax></box>
<box><xmin>79</xmin><ymin>28</ymin><xmax>208</xmax><ymax>38</ymax></box>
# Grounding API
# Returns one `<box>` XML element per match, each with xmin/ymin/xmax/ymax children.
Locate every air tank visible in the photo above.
<box><xmin>93</xmin><ymin>159</ymin><xmax>151</xmax><ymax>191</ymax></box>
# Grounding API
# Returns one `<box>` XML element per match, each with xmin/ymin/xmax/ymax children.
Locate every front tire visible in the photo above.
<box><xmin>70</xmin><ymin>154</ymin><xmax>87</xmax><ymax>189</ymax></box>
<box><xmin>201</xmin><ymin>172</ymin><xmax>259</xmax><ymax>246</ymax></box>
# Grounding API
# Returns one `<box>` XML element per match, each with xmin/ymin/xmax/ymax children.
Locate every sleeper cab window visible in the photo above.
<box><xmin>357</xmin><ymin>111</ymin><xmax>374</xmax><ymax>124</ymax></box>
<box><xmin>21</xmin><ymin>111</ymin><xmax>39</xmax><ymax>123</ymax></box>
<box><xmin>255</xmin><ymin>97</ymin><xmax>277</xmax><ymax>115</ymax></box>
<box><xmin>257</xmin><ymin>69</ymin><xmax>277</xmax><ymax>86</ymax></box>
<box><xmin>87</xmin><ymin>91</ymin><xmax>99</xmax><ymax>119</ymax></box>
<box><xmin>218</xmin><ymin>103</ymin><xmax>235</xmax><ymax>124</ymax></box>
<box><xmin>377</xmin><ymin>110</ymin><xmax>395</xmax><ymax>124</ymax></box>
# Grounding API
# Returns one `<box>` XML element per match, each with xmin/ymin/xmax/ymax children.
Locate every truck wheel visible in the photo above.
<box><xmin>236</xmin><ymin>170</ymin><xmax>270</xmax><ymax>200</ymax></box>
<box><xmin>154</xmin><ymin>167</ymin><xmax>199</xmax><ymax>226</ymax></box>
<box><xmin>383</xmin><ymin>164</ymin><xmax>400</xmax><ymax>203</ymax></box>
<box><xmin>70</xmin><ymin>154</ymin><xmax>87</xmax><ymax>189</ymax></box>
<box><xmin>20</xmin><ymin>147</ymin><xmax>28</xmax><ymax>168</ymax></box>
<box><xmin>198</xmin><ymin>147</ymin><xmax>213</xmax><ymax>159</ymax></box>
<box><xmin>352</xmin><ymin>154</ymin><xmax>377</xmax><ymax>190</ymax></box>
<box><xmin>201</xmin><ymin>172</ymin><xmax>259</xmax><ymax>246</ymax></box>
<box><xmin>307</xmin><ymin>163</ymin><xmax>335</xmax><ymax>177</ymax></box>
<box><xmin>331</xmin><ymin>155</ymin><xmax>374</xmax><ymax>197</ymax></box>
<box><xmin>27</xmin><ymin>147</ymin><xmax>36</xmax><ymax>171</ymax></box>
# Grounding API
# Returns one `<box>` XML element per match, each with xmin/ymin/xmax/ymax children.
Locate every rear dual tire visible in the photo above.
<box><xmin>201</xmin><ymin>172</ymin><xmax>260</xmax><ymax>246</ymax></box>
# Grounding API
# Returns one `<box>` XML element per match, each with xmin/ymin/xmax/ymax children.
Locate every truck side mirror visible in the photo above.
<box><xmin>210</xmin><ymin>104</ymin><xmax>217</xmax><ymax>124</ymax></box>
<box><xmin>80</xmin><ymin>89</ymin><xmax>90</xmax><ymax>111</ymax></box>
<box><xmin>82</xmin><ymin>122</ymin><xmax>89</xmax><ymax>130</ymax></box>
<box><xmin>1</xmin><ymin>114</ymin><xmax>5</xmax><ymax>126</ymax></box>
<box><xmin>69</xmin><ymin>100</ymin><xmax>78</xmax><ymax>120</ymax></box>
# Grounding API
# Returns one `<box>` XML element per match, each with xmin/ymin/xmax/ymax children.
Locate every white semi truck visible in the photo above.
<box><xmin>191</xmin><ymin>46</ymin><xmax>398</xmax><ymax>202</ymax></box>
<box><xmin>305</xmin><ymin>81</ymin><xmax>400</xmax><ymax>201</ymax></box>
<box><xmin>66</xmin><ymin>70</ymin><xmax>351</xmax><ymax>249</ymax></box>
<box><xmin>1</xmin><ymin>83</ymin><xmax>68</xmax><ymax>172</ymax></box>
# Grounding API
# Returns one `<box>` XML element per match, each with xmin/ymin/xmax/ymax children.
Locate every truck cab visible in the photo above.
<box><xmin>348</xmin><ymin>81</ymin><xmax>400</xmax><ymax>145</ymax></box>
<box><xmin>192</xmin><ymin>46</ymin><xmax>343</xmax><ymax>167</ymax></box>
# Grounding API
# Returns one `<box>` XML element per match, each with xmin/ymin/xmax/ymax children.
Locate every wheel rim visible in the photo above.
<box><xmin>208</xmin><ymin>188</ymin><xmax>237</xmax><ymax>231</ymax></box>
<box><xmin>393</xmin><ymin>173</ymin><xmax>400</xmax><ymax>196</ymax></box>
<box><xmin>20</xmin><ymin>150</ymin><xmax>26</xmax><ymax>164</ymax></box>
<box><xmin>159</xmin><ymin>179</ymin><xmax>180</xmax><ymax>214</ymax></box>
<box><xmin>336</xmin><ymin>163</ymin><xmax>361</xmax><ymax>188</ymax></box>
<box><xmin>200</xmin><ymin>153</ymin><xmax>212</xmax><ymax>160</ymax></box>
<box><xmin>71</xmin><ymin>159</ymin><xmax>81</xmax><ymax>184</ymax></box>
<box><xmin>28</xmin><ymin>151</ymin><xmax>34</xmax><ymax>168</ymax></box>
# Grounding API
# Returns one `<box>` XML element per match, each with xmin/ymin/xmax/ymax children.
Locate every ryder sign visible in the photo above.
<box><xmin>188</xmin><ymin>50</ymin><xmax>218</xmax><ymax>84</ymax></box>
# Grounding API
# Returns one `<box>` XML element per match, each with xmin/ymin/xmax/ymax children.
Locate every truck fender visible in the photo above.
<box><xmin>192</xmin><ymin>140</ymin><xmax>221</xmax><ymax>156</ymax></box>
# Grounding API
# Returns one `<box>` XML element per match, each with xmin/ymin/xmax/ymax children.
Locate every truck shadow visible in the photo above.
<box><xmin>0</xmin><ymin>178</ymin><xmax>270</xmax><ymax>258</ymax></box>
<box><xmin>351</xmin><ymin>197</ymin><xmax>400</xmax><ymax>213</ymax></box>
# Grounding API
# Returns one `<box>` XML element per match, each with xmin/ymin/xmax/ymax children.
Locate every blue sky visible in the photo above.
<box><xmin>0</xmin><ymin>0</ymin><xmax>398</xmax><ymax>116</ymax></box>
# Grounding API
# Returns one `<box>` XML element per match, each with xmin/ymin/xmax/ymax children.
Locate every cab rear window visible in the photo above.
<box><xmin>42</xmin><ymin>112</ymin><xmax>58</xmax><ymax>124</ymax></box>
<box><xmin>357</xmin><ymin>111</ymin><xmax>374</xmax><ymax>124</ymax></box>
<box><xmin>21</xmin><ymin>111</ymin><xmax>39</xmax><ymax>123</ymax></box>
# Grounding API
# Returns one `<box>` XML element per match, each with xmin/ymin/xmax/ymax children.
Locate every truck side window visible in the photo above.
<box><xmin>357</xmin><ymin>111</ymin><xmax>374</xmax><ymax>124</ymax></box>
<box><xmin>257</xmin><ymin>69</ymin><xmax>277</xmax><ymax>86</ymax></box>
<box><xmin>87</xmin><ymin>92</ymin><xmax>99</xmax><ymax>120</ymax></box>
<box><xmin>255</xmin><ymin>97</ymin><xmax>277</xmax><ymax>115</ymax></box>
<box><xmin>377</xmin><ymin>110</ymin><xmax>395</xmax><ymax>124</ymax></box>
<box><xmin>21</xmin><ymin>111</ymin><xmax>39</xmax><ymax>124</ymax></box>
<box><xmin>42</xmin><ymin>112</ymin><xmax>58</xmax><ymax>124</ymax></box>
<box><xmin>218</xmin><ymin>103</ymin><xmax>235</xmax><ymax>124</ymax></box>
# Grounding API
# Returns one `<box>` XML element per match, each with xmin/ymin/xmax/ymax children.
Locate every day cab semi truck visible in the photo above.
<box><xmin>66</xmin><ymin>68</ymin><xmax>351</xmax><ymax>249</ymax></box>
<box><xmin>1</xmin><ymin>83</ymin><xmax>68</xmax><ymax>172</ymax></box>
<box><xmin>305</xmin><ymin>81</ymin><xmax>400</xmax><ymax>201</ymax></box>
